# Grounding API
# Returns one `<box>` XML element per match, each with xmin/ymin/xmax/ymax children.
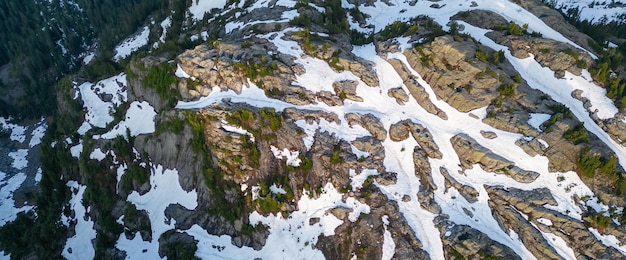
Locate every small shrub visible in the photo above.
<box><xmin>563</xmin><ymin>123</ymin><xmax>589</xmax><ymax>144</ymax></box>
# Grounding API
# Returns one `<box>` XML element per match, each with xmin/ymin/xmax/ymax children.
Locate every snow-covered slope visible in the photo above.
<box><xmin>3</xmin><ymin>0</ymin><xmax>626</xmax><ymax>259</ymax></box>
<box><xmin>545</xmin><ymin>0</ymin><xmax>626</xmax><ymax>24</ymax></box>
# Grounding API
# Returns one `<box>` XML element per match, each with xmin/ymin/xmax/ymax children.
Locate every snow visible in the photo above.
<box><xmin>350</xmin><ymin>144</ymin><xmax>369</xmax><ymax>159</ymax></box>
<box><xmin>62</xmin><ymin>181</ymin><xmax>96</xmax><ymax>260</ymax></box>
<box><xmin>117</xmin><ymin>164</ymin><xmax>198</xmax><ymax>259</ymax></box>
<box><xmin>528</xmin><ymin>113</ymin><xmax>551</xmax><ymax>131</ymax></box>
<box><xmin>154</xmin><ymin>17</ymin><xmax>171</xmax><ymax>48</ymax></box>
<box><xmin>459</xmin><ymin>21</ymin><xmax>626</xmax><ymax>173</ymax></box>
<box><xmin>185</xmin><ymin>183</ymin><xmax>359</xmax><ymax>259</ymax></box>
<box><xmin>188</xmin><ymin>0</ymin><xmax>227</xmax><ymax>21</ymax></box>
<box><xmin>270</xmin><ymin>145</ymin><xmax>301</xmax><ymax>167</ymax></box>
<box><xmin>269</xmin><ymin>184</ymin><xmax>287</xmax><ymax>195</ymax></box>
<box><xmin>536</xmin><ymin>218</ymin><xmax>553</xmax><ymax>226</ymax></box>
<box><xmin>28</xmin><ymin>120</ymin><xmax>47</xmax><ymax>148</ymax></box>
<box><xmin>95</xmin><ymin>101</ymin><xmax>156</xmax><ymax>139</ymax></box>
<box><xmin>0</xmin><ymin>172</ymin><xmax>32</xmax><ymax>226</ymax></box>
<box><xmin>175</xmin><ymin>64</ymin><xmax>193</xmax><ymax>79</ymax></box>
<box><xmin>89</xmin><ymin>148</ymin><xmax>107</xmax><ymax>161</ymax></box>
<box><xmin>83</xmin><ymin>52</ymin><xmax>95</xmax><ymax>64</ymax></box>
<box><xmin>113</xmin><ymin>26</ymin><xmax>150</xmax><ymax>61</ymax></box>
<box><xmin>381</xmin><ymin>215</ymin><xmax>396</xmax><ymax>260</ymax></box>
<box><xmin>548</xmin><ymin>0</ymin><xmax>626</xmax><ymax>24</ymax></box>
<box><xmin>76</xmin><ymin>74</ymin><xmax>128</xmax><ymax>134</ymax></box>
<box><xmin>70</xmin><ymin>143</ymin><xmax>83</xmax><ymax>158</ymax></box>
<box><xmin>0</xmin><ymin>117</ymin><xmax>26</xmax><ymax>143</ymax></box>
<box><xmin>349</xmin><ymin>169</ymin><xmax>379</xmax><ymax>191</ymax></box>
<box><xmin>8</xmin><ymin>149</ymin><xmax>28</xmax><ymax>170</ymax></box>
<box><xmin>221</xmin><ymin>121</ymin><xmax>255</xmax><ymax>142</ymax></box>
<box><xmin>34</xmin><ymin>168</ymin><xmax>42</xmax><ymax>183</ymax></box>
<box><xmin>589</xmin><ymin>228</ymin><xmax>626</xmax><ymax>255</ymax></box>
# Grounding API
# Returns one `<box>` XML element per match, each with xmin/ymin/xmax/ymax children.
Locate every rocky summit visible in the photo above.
<box><xmin>1</xmin><ymin>0</ymin><xmax>626</xmax><ymax>259</ymax></box>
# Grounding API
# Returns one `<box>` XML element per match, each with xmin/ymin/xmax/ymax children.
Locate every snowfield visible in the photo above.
<box><xmin>8</xmin><ymin>0</ymin><xmax>626</xmax><ymax>259</ymax></box>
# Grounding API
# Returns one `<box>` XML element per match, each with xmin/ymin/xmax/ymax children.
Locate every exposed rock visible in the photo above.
<box><xmin>487</xmin><ymin>31</ymin><xmax>593</xmax><ymax>76</ymax></box>
<box><xmin>387</xmin><ymin>57</ymin><xmax>448</xmax><ymax>120</ymax></box>
<box><xmin>388</xmin><ymin>87</ymin><xmax>410</xmax><ymax>105</ymax></box>
<box><xmin>404</xmin><ymin>35</ymin><xmax>503</xmax><ymax>112</ymax></box>
<box><xmin>439</xmin><ymin>167</ymin><xmax>479</xmax><ymax>203</ymax></box>
<box><xmin>487</xmin><ymin>186</ymin><xmax>626</xmax><ymax>259</ymax></box>
<box><xmin>409</xmin><ymin>122</ymin><xmax>442</xmax><ymax>159</ymax></box>
<box><xmin>333</xmin><ymin>80</ymin><xmax>364</xmax><ymax>102</ymax></box>
<box><xmin>345</xmin><ymin>113</ymin><xmax>387</xmax><ymax>141</ymax></box>
<box><xmin>480</xmin><ymin>130</ymin><xmax>497</xmax><ymax>139</ymax></box>
<box><xmin>389</xmin><ymin>121</ymin><xmax>411</xmax><ymax>142</ymax></box>
<box><xmin>442</xmin><ymin>224</ymin><xmax>520</xmax><ymax>260</ymax></box>
<box><xmin>158</xmin><ymin>230</ymin><xmax>198</xmax><ymax>258</ymax></box>
<box><xmin>451</xmin><ymin>134</ymin><xmax>539</xmax><ymax>183</ymax></box>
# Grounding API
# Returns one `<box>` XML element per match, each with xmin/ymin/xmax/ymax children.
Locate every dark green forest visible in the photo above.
<box><xmin>0</xmin><ymin>0</ymin><xmax>170</xmax><ymax>119</ymax></box>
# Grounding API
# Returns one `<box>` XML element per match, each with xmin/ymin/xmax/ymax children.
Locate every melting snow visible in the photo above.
<box><xmin>8</xmin><ymin>149</ymin><xmax>28</xmax><ymax>170</ymax></box>
<box><xmin>95</xmin><ymin>101</ymin><xmax>156</xmax><ymax>139</ymax></box>
<box><xmin>270</xmin><ymin>145</ymin><xmax>301</xmax><ymax>167</ymax></box>
<box><xmin>0</xmin><ymin>117</ymin><xmax>26</xmax><ymax>143</ymax></box>
<box><xmin>528</xmin><ymin>113</ymin><xmax>551</xmax><ymax>132</ymax></box>
<box><xmin>62</xmin><ymin>181</ymin><xmax>97</xmax><ymax>260</ymax></box>
<box><xmin>0</xmin><ymin>172</ymin><xmax>33</xmax><ymax>226</ymax></box>
<box><xmin>117</xmin><ymin>165</ymin><xmax>197</xmax><ymax>258</ymax></box>
<box><xmin>113</xmin><ymin>26</ymin><xmax>150</xmax><ymax>61</ymax></box>
<box><xmin>381</xmin><ymin>215</ymin><xmax>396</xmax><ymax>260</ymax></box>
<box><xmin>188</xmin><ymin>0</ymin><xmax>227</xmax><ymax>21</ymax></box>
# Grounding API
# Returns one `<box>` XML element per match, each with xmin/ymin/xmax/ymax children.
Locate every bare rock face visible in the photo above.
<box><xmin>345</xmin><ymin>113</ymin><xmax>387</xmax><ymax>141</ymax></box>
<box><xmin>387</xmin><ymin>87</ymin><xmax>410</xmax><ymax>105</ymax></box>
<box><xmin>388</xmin><ymin>58</ymin><xmax>448</xmax><ymax>119</ymax></box>
<box><xmin>441</xmin><ymin>224</ymin><xmax>520</xmax><ymax>260</ymax></box>
<box><xmin>487</xmin><ymin>186</ymin><xmax>626</xmax><ymax>259</ymax></box>
<box><xmin>404</xmin><ymin>35</ymin><xmax>502</xmax><ymax>112</ymax></box>
<box><xmin>451</xmin><ymin>133</ymin><xmax>539</xmax><ymax>183</ymax></box>
<box><xmin>333</xmin><ymin>80</ymin><xmax>363</xmax><ymax>102</ymax></box>
<box><xmin>487</xmin><ymin>32</ymin><xmax>594</xmax><ymax>76</ymax></box>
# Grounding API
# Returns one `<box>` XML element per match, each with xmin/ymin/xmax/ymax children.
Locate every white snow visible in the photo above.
<box><xmin>381</xmin><ymin>215</ymin><xmax>396</xmax><ymax>260</ymax></box>
<box><xmin>175</xmin><ymin>64</ymin><xmax>193</xmax><ymax>79</ymax></box>
<box><xmin>349</xmin><ymin>169</ymin><xmax>379</xmax><ymax>191</ymax></box>
<box><xmin>117</xmin><ymin>165</ymin><xmax>198</xmax><ymax>259</ymax></box>
<box><xmin>185</xmin><ymin>183</ymin><xmax>361</xmax><ymax>259</ymax></box>
<box><xmin>83</xmin><ymin>52</ymin><xmax>95</xmax><ymax>64</ymax></box>
<box><xmin>62</xmin><ymin>181</ymin><xmax>96</xmax><ymax>260</ymax></box>
<box><xmin>221</xmin><ymin>121</ymin><xmax>255</xmax><ymax>142</ymax></box>
<box><xmin>270</xmin><ymin>145</ymin><xmax>301</xmax><ymax>167</ymax></box>
<box><xmin>8</xmin><ymin>149</ymin><xmax>28</xmax><ymax>170</ymax></box>
<box><xmin>76</xmin><ymin>74</ymin><xmax>128</xmax><ymax>134</ymax></box>
<box><xmin>153</xmin><ymin>17</ymin><xmax>171</xmax><ymax>48</ymax></box>
<box><xmin>28</xmin><ymin>120</ymin><xmax>47</xmax><ymax>148</ymax></box>
<box><xmin>536</xmin><ymin>218</ymin><xmax>553</xmax><ymax>226</ymax></box>
<box><xmin>34</xmin><ymin>168</ymin><xmax>42</xmax><ymax>183</ymax></box>
<box><xmin>113</xmin><ymin>26</ymin><xmax>150</xmax><ymax>61</ymax></box>
<box><xmin>188</xmin><ymin>0</ymin><xmax>227</xmax><ymax>21</ymax></box>
<box><xmin>89</xmin><ymin>148</ymin><xmax>107</xmax><ymax>161</ymax></box>
<box><xmin>269</xmin><ymin>184</ymin><xmax>287</xmax><ymax>195</ymax></box>
<box><xmin>0</xmin><ymin>117</ymin><xmax>26</xmax><ymax>143</ymax></box>
<box><xmin>528</xmin><ymin>113</ymin><xmax>551</xmax><ymax>131</ymax></box>
<box><xmin>548</xmin><ymin>0</ymin><xmax>626</xmax><ymax>24</ymax></box>
<box><xmin>95</xmin><ymin>101</ymin><xmax>156</xmax><ymax>139</ymax></box>
<box><xmin>589</xmin><ymin>228</ymin><xmax>626</xmax><ymax>255</ymax></box>
<box><xmin>70</xmin><ymin>143</ymin><xmax>83</xmax><ymax>158</ymax></box>
<box><xmin>0</xmin><ymin>172</ymin><xmax>33</xmax><ymax>226</ymax></box>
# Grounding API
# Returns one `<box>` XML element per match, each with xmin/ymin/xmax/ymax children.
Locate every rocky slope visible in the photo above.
<box><xmin>2</xmin><ymin>0</ymin><xmax>626</xmax><ymax>259</ymax></box>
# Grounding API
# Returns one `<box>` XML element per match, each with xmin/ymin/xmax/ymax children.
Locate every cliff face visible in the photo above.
<box><xmin>3</xmin><ymin>0</ymin><xmax>626</xmax><ymax>259</ymax></box>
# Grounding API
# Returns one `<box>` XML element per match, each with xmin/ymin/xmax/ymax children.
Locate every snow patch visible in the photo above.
<box><xmin>113</xmin><ymin>26</ymin><xmax>150</xmax><ymax>61</ymax></box>
<box><xmin>95</xmin><ymin>101</ymin><xmax>156</xmax><ymax>139</ymax></box>
<box><xmin>270</xmin><ymin>145</ymin><xmax>301</xmax><ymax>167</ymax></box>
<box><xmin>62</xmin><ymin>181</ymin><xmax>96</xmax><ymax>260</ymax></box>
<box><xmin>528</xmin><ymin>113</ymin><xmax>551</xmax><ymax>132</ymax></box>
